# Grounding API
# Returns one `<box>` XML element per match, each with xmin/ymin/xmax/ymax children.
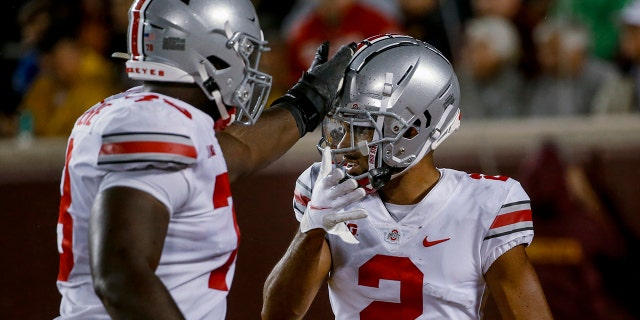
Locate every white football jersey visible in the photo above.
<box><xmin>293</xmin><ymin>164</ymin><xmax>534</xmax><ymax>320</ymax></box>
<box><xmin>56</xmin><ymin>87</ymin><xmax>238</xmax><ymax>319</ymax></box>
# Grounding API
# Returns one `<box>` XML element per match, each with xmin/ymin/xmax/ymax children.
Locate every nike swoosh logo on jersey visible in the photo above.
<box><xmin>423</xmin><ymin>236</ymin><xmax>450</xmax><ymax>247</ymax></box>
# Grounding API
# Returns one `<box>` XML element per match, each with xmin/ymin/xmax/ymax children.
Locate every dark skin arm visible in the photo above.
<box><xmin>89</xmin><ymin>186</ymin><xmax>185</xmax><ymax>319</ymax></box>
<box><xmin>262</xmin><ymin>229</ymin><xmax>332</xmax><ymax>320</ymax></box>
<box><xmin>219</xmin><ymin>42</ymin><xmax>356</xmax><ymax>183</ymax></box>
<box><xmin>484</xmin><ymin>244</ymin><xmax>554</xmax><ymax>320</ymax></box>
<box><xmin>218</xmin><ymin>105</ymin><xmax>300</xmax><ymax>183</ymax></box>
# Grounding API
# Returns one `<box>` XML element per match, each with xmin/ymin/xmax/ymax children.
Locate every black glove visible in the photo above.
<box><xmin>274</xmin><ymin>41</ymin><xmax>356</xmax><ymax>137</ymax></box>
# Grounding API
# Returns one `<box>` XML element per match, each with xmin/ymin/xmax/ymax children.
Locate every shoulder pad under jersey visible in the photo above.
<box><xmin>95</xmin><ymin>93</ymin><xmax>199</xmax><ymax>171</ymax></box>
<box><xmin>462</xmin><ymin>172</ymin><xmax>533</xmax><ymax>242</ymax></box>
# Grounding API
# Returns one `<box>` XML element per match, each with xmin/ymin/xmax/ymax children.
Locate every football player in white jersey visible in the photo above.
<box><xmin>262</xmin><ymin>34</ymin><xmax>554</xmax><ymax>319</ymax></box>
<box><xmin>54</xmin><ymin>0</ymin><xmax>360</xmax><ymax>319</ymax></box>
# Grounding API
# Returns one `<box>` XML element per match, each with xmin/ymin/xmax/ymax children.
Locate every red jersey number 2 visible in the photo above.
<box><xmin>358</xmin><ymin>254</ymin><xmax>423</xmax><ymax>319</ymax></box>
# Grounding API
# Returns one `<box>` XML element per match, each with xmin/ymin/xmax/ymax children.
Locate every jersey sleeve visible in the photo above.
<box><xmin>293</xmin><ymin>162</ymin><xmax>321</xmax><ymax>222</ymax></box>
<box><xmin>99</xmin><ymin>168</ymin><xmax>190</xmax><ymax>217</ymax></box>
<box><xmin>94</xmin><ymin>96</ymin><xmax>198</xmax><ymax>171</ymax></box>
<box><xmin>481</xmin><ymin>179</ymin><xmax>534</xmax><ymax>274</ymax></box>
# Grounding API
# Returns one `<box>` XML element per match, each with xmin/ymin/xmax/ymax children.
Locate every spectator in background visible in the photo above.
<box><xmin>512</xmin><ymin>0</ymin><xmax>555</xmax><ymax>79</ymax></box>
<box><xmin>0</xmin><ymin>0</ymin><xmax>54</xmax><ymax>136</ymax></box>
<box><xmin>12</xmin><ymin>0</ymin><xmax>52</xmax><ymax>100</ymax></box>
<box><xmin>514</xmin><ymin>141</ymin><xmax>634</xmax><ymax>320</ymax></box>
<box><xmin>599</xmin><ymin>0</ymin><xmax>640</xmax><ymax>114</ymax></box>
<box><xmin>526</xmin><ymin>18</ymin><xmax>621</xmax><ymax>117</ymax></box>
<box><xmin>280</xmin><ymin>0</ymin><xmax>402</xmax><ymax>34</ymax></box>
<box><xmin>456</xmin><ymin>16</ymin><xmax>525</xmax><ymax>119</ymax></box>
<box><xmin>397</xmin><ymin>0</ymin><xmax>472</xmax><ymax>64</ymax></box>
<box><xmin>549</xmin><ymin>0</ymin><xmax>630</xmax><ymax>62</ymax></box>
<box><xmin>18</xmin><ymin>14</ymin><xmax>120</xmax><ymax>137</ymax></box>
<box><xmin>469</xmin><ymin>0</ymin><xmax>548</xmax><ymax>79</ymax></box>
<box><xmin>471</xmin><ymin>0</ymin><xmax>522</xmax><ymax>20</ymax></box>
<box><xmin>282</xmin><ymin>0</ymin><xmax>402</xmax><ymax>85</ymax></box>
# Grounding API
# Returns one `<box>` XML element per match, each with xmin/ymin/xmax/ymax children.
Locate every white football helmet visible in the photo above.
<box><xmin>115</xmin><ymin>0</ymin><xmax>272</xmax><ymax>125</ymax></box>
<box><xmin>319</xmin><ymin>34</ymin><xmax>461</xmax><ymax>188</ymax></box>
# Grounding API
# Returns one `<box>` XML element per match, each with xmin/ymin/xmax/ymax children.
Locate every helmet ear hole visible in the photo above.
<box><xmin>423</xmin><ymin>110</ymin><xmax>432</xmax><ymax>127</ymax></box>
<box><xmin>403</xmin><ymin>126</ymin><xmax>419</xmax><ymax>139</ymax></box>
<box><xmin>207</xmin><ymin>55</ymin><xmax>230</xmax><ymax>70</ymax></box>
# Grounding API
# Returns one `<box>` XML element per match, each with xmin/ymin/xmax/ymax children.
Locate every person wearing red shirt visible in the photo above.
<box><xmin>284</xmin><ymin>0</ymin><xmax>402</xmax><ymax>84</ymax></box>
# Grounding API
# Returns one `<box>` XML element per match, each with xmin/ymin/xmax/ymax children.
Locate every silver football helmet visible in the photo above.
<box><xmin>115</xmin><ymin>0</ymin><xmax>272</xmax><ymax>124</ymax></box>
<box><xmin>319</xmin><ymin>34</ymin><xmax>461</xmax><ymax>187</ymax></box>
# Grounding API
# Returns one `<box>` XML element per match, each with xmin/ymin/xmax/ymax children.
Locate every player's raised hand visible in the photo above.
<box><xmin>304</xmin><ymin>41</ymin><xmax>354</xmax><ymax>104</ymax></box>
<box><xmin>300</xmin><ymin>147</ymin><xmax>367</xmax><ymax>244</ymax></box>
<box><xmin>271</xmin><ymin>42</ymin><xmax>356</xmax><ymax>136</ymax></box>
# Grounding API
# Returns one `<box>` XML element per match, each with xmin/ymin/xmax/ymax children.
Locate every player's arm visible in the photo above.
<box><xmin>262</xmin><ymin>147</ymin><xmax>366</xmax><ymax>319</ymax></box>
<box><xmin>262</xmin><ymin>229</ymin><xmax>332</xmax><ymax>320</ymax></box>
<box><xmin>217</xmin><ymin>106</ymin><xmax>298</xmax><ymax>182</ymax></box>
<box><xmin>484</xmin><ymin>244</ymin><xmax>553</xmax><ymax>320</ymax></box>
<box><xmin>219</xmin><ymin>42</ymin><xmax>355</xmax><ymax>183</ymax></box>
<box><xmin>89</xmin><ymin>186</ymin><xmax>185</xmax><ymax>319</ymax></box>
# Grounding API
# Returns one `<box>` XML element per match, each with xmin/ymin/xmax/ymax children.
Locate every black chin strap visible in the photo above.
<box><xmin>368</xmin><ymin>167</ymin><xmax>392</xmax><ymax>190</ymax></box>
<box><xmin>344</xmin><ymin>166</ymin><xmax>392</xmax><ymax>191</ymax></box>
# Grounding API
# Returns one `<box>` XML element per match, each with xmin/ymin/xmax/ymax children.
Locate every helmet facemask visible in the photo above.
<box><xmin>319</xmin><ymin>103</ymin><xmax>421</xmax><ymax>191</ymax></box>
<box><xmin>219</xmin><ymin>28</ymin><xmax>272</xmax><ymax>125</ymax></box>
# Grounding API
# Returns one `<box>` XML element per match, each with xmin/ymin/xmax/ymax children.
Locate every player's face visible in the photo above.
<box><xmin>321</xmin><ymin>115</ymin><xmax>376</xmax><ymax>176</ymax></box>
<box><xmin>336</xmin><ymin>125</ymin><xmax>374</xmax><ymax>177</ymax></box>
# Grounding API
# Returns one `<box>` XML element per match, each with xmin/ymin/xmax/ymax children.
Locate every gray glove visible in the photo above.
<box><xmin>274</xmin><ymin>41</ymin><xmax>356</xmax><ymax>136</ymax></box>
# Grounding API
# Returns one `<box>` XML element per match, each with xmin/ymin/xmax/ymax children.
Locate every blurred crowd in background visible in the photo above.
<box><xmin>1</xmin><ymin>0</ymin><xmax>640</xmax><ymax>319</ymax></box>
<box><xmin>2</xmin><ymin>0</ymin><xmax>640</xmax><ymax>138</ymax></box>
<box><xmin>260</xmin><ymin>0</ymin><xmax>640</xmax><ymax>120</ymax></box>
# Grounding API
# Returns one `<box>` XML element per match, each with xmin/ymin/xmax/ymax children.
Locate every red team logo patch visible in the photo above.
<box><xmin>385</xmin><ymin>229</ymin><xmax>401</xmax><ymax>244</ymax></box>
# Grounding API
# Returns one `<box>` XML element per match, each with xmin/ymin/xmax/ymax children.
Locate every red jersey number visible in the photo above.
<box><xmin>57</xmin><ymin>139</ymin><xmax>75</xmax><ymax>281</ymax></box>
<box><xmin>208</xmin><ymin>172</ymin><xmax>240</xmax><ymax>291</ymax></box>
<box><xmin>359</xmin><ymin>254</ymin><xmax>423</xmax><ymax>319</ymax></box>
